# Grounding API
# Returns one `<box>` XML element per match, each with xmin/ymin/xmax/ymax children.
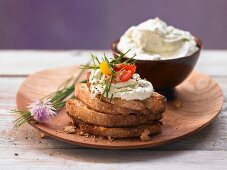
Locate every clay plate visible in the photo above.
<box><xmin>16</xmin><ymin>66</ymin><xmax>223</xmax><ymax>149</ymax></box>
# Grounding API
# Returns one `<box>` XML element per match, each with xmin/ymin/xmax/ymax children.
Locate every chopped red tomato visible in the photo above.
<box><xmin>114</xmin><ymin>69</ymin><xmax>132</xmax><ymax>82</ymax></box>
<box><xmin>114</xmin><ymin>64</ymin><xmax>136</xmax><ymax>74</ymax></box>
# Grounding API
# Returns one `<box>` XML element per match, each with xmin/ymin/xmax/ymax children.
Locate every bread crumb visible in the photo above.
<box><xmin>39</xmin><ymin>133</ymin><xmax>45</xmax><ymax>139</ymax></box>
<box><xmin>99</xmin><ymin>136</ymin><xmax>104</xmax><ymax>140</ymax></box>
<box><xmin>140</xmin><ymin>129</ymin><xmax>150</xmax><ymax>141</ymax></box>
<box><xmin>56</xmin><ymin>129</ymin><xmax>64</xmax><ymax>133</ymax></box>
<box><xmin>108</xmin><ymin>136</ymin><xmax>114</xmax><ymax>141</ymax></box>
<box><xmin>78</xmin><ymin>131</ymin><xmax>85</xmax><ymax>135</ymax></box>
<box><xmin>174</xmin><ymin>99</ymin><xmax>183</xmax><ymax>109</ymax></box>
<box><xmin>64</xmin><ymin>126</ymin><xmax>76</xmax><ymax>134</ymax></box>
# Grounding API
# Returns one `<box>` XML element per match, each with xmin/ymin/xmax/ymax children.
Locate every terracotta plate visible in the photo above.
<box><xmin>16</xmin><ymin>66</ymin><xmax>224</xmax><ymax>149</ymax></box>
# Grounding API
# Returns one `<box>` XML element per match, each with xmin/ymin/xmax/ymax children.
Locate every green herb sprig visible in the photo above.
<box><xmin>80</xmin><ymin>50</ymin><xmax>136</xmax><ymax>103</ymax></box>
<box><xmin>12</xmin><ymin>70</ymin><xmax>87</xmax><ymax>128</ymax></box>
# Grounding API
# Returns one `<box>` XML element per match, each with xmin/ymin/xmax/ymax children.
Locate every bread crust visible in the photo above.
<box><xmin>102</xmin><ymin>92</ymin><xmax>167</xmax><ymax>114</ymax></box>
<box><xmin>66</xmin><ymin>99</ymin><xmax>162</xmax><ymax>127</ymax></box>
<box><xmin>75</xmin><ymin>83</ymin><xmax>166</xmax><ymax>115</ymax></box>
<box><xmin>71</xmin><ymin>117</ymin><xmax>162</xmax><ymax>138</ymax></box>
<box><xmin>143</xmin><ymin>92</ymin><xmax>167</xmax><ymax>113</ymax></box>
<box><xmin>75</xmin><ymin>83</ymin><xmax>142</xmax><ymax>115</ymax></box>
<box><xmin>66</xmin><ymin>83</ymin><xmax>166</xmax><ymax>139</ymax></box>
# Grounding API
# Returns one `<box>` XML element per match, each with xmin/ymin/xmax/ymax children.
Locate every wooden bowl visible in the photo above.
<box><xmin>111</xmin><ymin>38</ymin><xmax>203</xmax><ymax>91</ymax></box>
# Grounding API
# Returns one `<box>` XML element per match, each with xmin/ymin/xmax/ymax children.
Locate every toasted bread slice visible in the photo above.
<box><xmin>75</xmin><ymin>83</ymin><xmax>166</xmax><ymax>115</ymax></box>
<box><xmin>66</xmin><ymin>99</ymin><xmax>162</xmax><ymax>127</ymax></box>
<box><xmin>93</xmin><ymin>84</ymin><xmax>167</xmax><ymax>113</ymax></box>
<box><xmin>143</xmin><ymin>92</ymin><xmax>167</xmax><ymax>113</ymax></box>
<box><xmin>102</xmin><ymin>92</ymin><xmax>167</xmax><ymax>114</ymax></box>
<box><xmin>71</xmin><ymin>117</ymin><xmax>162</xmax><ymax>139</ymax></box>
<box><xmin>75</xmin><ymin>83</ymin><xmax>150</xmax><ymax>115</ymax></box>
<box><xmin>101</xmin><ymin>96</ymin><xmax>146</xmax><ymax>112</ymax></box>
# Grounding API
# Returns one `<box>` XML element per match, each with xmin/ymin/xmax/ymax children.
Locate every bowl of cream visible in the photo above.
<box><xmin>111</xmin><ymin>17</ymin><xmax>203</xmax><ymax>90</ymax></box>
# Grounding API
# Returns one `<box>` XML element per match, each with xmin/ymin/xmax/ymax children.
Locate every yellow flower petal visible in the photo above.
<box><xmin>100</xmin><ymin>61</ymin><xmax>111</xmax><ymax>75</ymax></box>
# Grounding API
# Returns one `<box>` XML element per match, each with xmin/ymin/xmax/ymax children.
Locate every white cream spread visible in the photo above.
<box><xmin>89</xmin><ymin>69</ymin><xmax>154</xmax><ymax>100</ymax></box>
<box><xmin>117</xmin><ymin>17</ymin><xmax>199</xmax><ymax>60</ymax></box>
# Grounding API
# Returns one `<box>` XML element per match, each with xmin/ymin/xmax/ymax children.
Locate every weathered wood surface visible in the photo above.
<box><xmin>0</xmin><ymin>50</ymin><xmax>226</xmax><ymax>76</ymax></box>
<box><xmin>0</xmin><ymin>50</ymin><xmax>227</xmax><ymax>170</ymax></box>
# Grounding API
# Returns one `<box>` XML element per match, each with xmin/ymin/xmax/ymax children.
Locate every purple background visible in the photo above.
<box><xmin>0</xmin><ymin>0</ymin><xmax>226</xmax><ymax>49</ymax></box>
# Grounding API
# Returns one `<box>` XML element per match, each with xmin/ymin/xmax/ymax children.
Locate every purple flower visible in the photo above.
<box><xmin>27</xmin><ymin>98</ymin><xmax>56</xmax><ymax>122</ymax></box>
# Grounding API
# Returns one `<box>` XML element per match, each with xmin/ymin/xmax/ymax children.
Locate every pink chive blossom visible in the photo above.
<box><xmin>27</xmin><ymin>98</ymin><xmax>56</xmax><ymax>122</ymax></box>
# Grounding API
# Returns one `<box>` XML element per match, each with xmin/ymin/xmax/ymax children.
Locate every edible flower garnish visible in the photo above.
<box><xmin>12</xmin><ymin>77</ymin><xmax>78</xmax><ymax>128</ymax></box>
<box><xmin>100</xmin><ymin>61</ymin><xmax>112</xmax><ymax>75</ymax></box>
<box><xmin>27</xmin><ymin>98</ymin><xmax>56</xmax><ymax>122</ymax></box>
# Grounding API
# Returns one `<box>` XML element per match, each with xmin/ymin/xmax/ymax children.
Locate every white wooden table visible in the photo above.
<box><xmin>0</xmin><ymin>50</ymin><xmax>227</xmax><ymax>170</ymax></box>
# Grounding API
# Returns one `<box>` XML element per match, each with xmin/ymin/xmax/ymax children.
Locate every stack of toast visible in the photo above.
<box><xmin>66</xmin><ymin>83</ymin><xmax>167</xmax><ymax>140</ymax></box>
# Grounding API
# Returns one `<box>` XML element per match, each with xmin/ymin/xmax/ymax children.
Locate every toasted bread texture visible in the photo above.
<box><xmin>66</xmin><ymin>99</ymin><xmax>162</xmax><ymax>127</ymax></box>
<box><xmin>102</xmin><ymin>91</ymin><xmax>167</xmax><ymax>114</ymax></box>
<box><xmin>75</xmin><ymin>83</ymin><xmax>141</xmax><ymax>115</ymax></box>
<box><xmin>70</xmin><ymin>117</ymin><xmax>162</xmax><ymax>139</ymax></box>
<box><xmin>66</xmin><ymin>83</ymin><xmax>167</xmax><ymax>139</ymax></box>
<box><xmin>75</xmin><ymin>83</ymin><xmax>167</xmax><ymax>115</ymax></box>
